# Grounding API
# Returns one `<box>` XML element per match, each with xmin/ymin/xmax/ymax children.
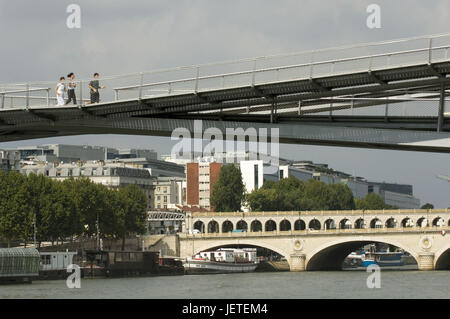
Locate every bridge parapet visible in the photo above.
<box><xmin>189</xmin><ymin>208</ymin><xmax>449</xmax><ymax>218</ymax></box>
<box><xmin>185</xmin><ymin>209</ymin><xmax>450</xmax><ymax>234</ymax></box>
<box><xmin>179</xmin><ymin>226</ymin><xmax>450</xmax><ymax>239</ymax></box>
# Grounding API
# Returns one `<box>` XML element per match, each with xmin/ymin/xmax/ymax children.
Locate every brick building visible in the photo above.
<box><xmin>186</xmin><ymin>162</ymin><xmax>222</xmax><ymax>210</ymax></box>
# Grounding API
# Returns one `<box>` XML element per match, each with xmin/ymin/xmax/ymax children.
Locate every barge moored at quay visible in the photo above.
<box><xmin>183</xmin><ymin>248</ymin><xmax>259</xmax><ymax>274</ymax></box>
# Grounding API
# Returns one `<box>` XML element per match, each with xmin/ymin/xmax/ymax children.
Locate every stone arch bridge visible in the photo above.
<box><xmin>172</xmin><ymin>209</ymin><xmax>450</xmax><ymax>271</ymax></box>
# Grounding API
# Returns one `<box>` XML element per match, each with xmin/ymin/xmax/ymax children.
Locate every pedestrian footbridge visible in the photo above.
<box><xmin>174</xmin><ymin>209</ymin><xmax>450</xmax><ymax>271</ymax></box>
<box><xmin>1</xmin><ymin>33</ymin><xmax>450</xmax><ymax>152</ymax></box>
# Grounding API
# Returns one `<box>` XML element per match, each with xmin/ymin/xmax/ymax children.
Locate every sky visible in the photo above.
<box><xmin>0</xmin><ymin>0</ymin><xmax>449</xmax><ymax>207</ymax></box>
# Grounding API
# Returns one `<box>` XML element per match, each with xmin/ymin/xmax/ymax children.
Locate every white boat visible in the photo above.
<box><xmin>183</xmin><ymin>248</ymin><xmax>259</xmax><ymax>274</ymax></box>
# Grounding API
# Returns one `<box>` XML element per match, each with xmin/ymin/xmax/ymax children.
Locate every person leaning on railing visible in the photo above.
<box><xmin>87</xmin><ymin>73</ymin><xmax>106</xmax><ymax>104</ymax></box>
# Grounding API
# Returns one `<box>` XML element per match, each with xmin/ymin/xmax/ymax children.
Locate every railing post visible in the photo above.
<box><xmin>194</xmin><ymin>66</ymin><xmax>200</xmax><ymax>93</ymax></box>
<box><xmin>114</xmin><ymin>89</ymin><xmax>119</xmax><ymax>101</ymax></box>
<box><xmin>251</xmin><ymin>58</ymin><xmax>257</xmax><ymax>86</ymax></box>
<box><xmin>26</xmin><ymin>83</ymin><xmax>30</xmax><ymax>107</ymax></box>
<box><xmin>384</xmin><ymin>100</ymin><xmax>389</xmax><ymax>122</ymax></box>
<box><xmin>309</xmin><ymin>51</ymin><xmax>314</xmax><ymax>78</ymax></box>
<box><xmin>139</xmin><ymin>72</ymin><xmax>144</xmax><ymax>99</ymax></box>
<box><xmin>437</xmin><ymin>82</ymin><xmax>445</xmax><ymax>132</ymax></box>
<box><xmin>46</xmin><ymin>89</ymin><xmax>50</xmax><ymax>106</ymax></box>
<box><xmin>298</xmin><ymin>100</ymin><xmax>302</xmax><ymax>116</ymax></box>
<box><xmin>428</xmin><ymin>38</ymin><xmax>433</xmax><ymax>64</ymax></box>
<box><xmin>1</xmin><ymin>93</ymin><xmax>4</xmax><ymax>109</ymax></box>
<box><xmin>79</xmin><ymin>80</ymin><xmax>83</xmax><ymax>105</ymax></box>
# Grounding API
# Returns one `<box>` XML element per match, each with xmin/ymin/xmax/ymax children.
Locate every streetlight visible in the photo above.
<box><xmin>33</xmin><ymin>212</ymin><xmax>37</xmax><ymax>248</ymax></box>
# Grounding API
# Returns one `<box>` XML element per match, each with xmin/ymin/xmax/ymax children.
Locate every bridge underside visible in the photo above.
<box><xmin>435</xmin><ymin>248</ymin><xmax>450</xmax><ymax>270</ymax></box>
<box><xmin>306</xmin><ymin>240</ymin><xmax>417</xmax><ymax>271</ymax></box>
<box><xmin>1</xmin><ymin>117</ymin><xmax>449</xmax><ymax>153</ymax></box>
<box><xmin>1</xmin><ymin>62</ymin><xmax>450</xmax><ymax>151</ymax></box>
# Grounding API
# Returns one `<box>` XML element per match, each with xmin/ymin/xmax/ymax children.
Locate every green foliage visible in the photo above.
<box><xmin>354</xmin><ymin>193</ymin><xmax>396</xmax><ymax>210</ymax></box>
<box><xmin>211</xmin><ymin>165</ymin><xmax>245</xmax><ymax>212</ymax></box>
<box><xmin>420</xmin><ymin>203</ymin><xmax>434</xmax><ymax>209</ymax></box>
<box><xmin>246</xmin><ymin>176</ymin><xmax>356</xmax><ymax>211</ymax></box>
<box><xmin>0</xmin><ymin>172</ymin><xmax>148</xmax><ymax>247</ymax></box>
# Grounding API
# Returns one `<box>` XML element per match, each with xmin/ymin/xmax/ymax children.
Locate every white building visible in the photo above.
<box><xmin>240</xmin><ymin>160</ymin><xmax>279</xmax><ymax>194</ymax></box>
<box><xmin>20</xmin><ymin>161</ymin><xmax>156</xmax><ymax>210</ymax></box>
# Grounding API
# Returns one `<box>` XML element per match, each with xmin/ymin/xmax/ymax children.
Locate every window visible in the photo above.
<box><xmin>157</xmin><ymin>196</ymin><xmax>160</xmax><ymax>201</ymax></box>
<box><xmin>40</xmin><ymin>255</ymin><xmax>51</xmax><ymax>265</ymax></box>
<box><xmin>164</xmin><ymin>196</ymin><xmax>167</xmax><ymax>203</ymax></box>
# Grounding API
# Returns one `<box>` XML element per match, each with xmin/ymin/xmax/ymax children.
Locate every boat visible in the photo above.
<box><xmin>38</xmin><ymin>251</ymin><xmax>79</xmax><ymax>280</ymax></box>
<box><xmin>158</xmin><ymin>257</ymin><xmax>185</xmax><ymax>275</ymax></box>
<box><xmin>343</xmin><ymin>252</ymin><xmax>363</xmax><ymax>267</ymax></box>
<box><xmin>82</xmin><ymin>250</ymin><xmax>160</xmax><ymax>277</ymax></box>
<box><xmin>361</xmin><ymin>245</ymin><xmax>404</xmax><ymax>267</ymax></box>
<box><xmin>183</xmin><ymin>248</ymin><xmax>259</xmax><ymax>274</ymax></box>
<box><xmin>0</xmin><ymin>248</ymin><xmax>40</xmax><ymax>284</ymax></box>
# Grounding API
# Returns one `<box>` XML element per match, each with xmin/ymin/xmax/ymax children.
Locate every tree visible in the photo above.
<box><xmin>421</xmin><ymin>203</ymin><xmax>434</xmax><ymax>209</ymax></box>
<box><xmin>355</xmin><ymin>193</ymin><xmax>395</xmax><ymax>210</ymax></box>
<box><xmin>115</xmin><ymin>185</ymin><xmax>148</xmax><ymax>250</ymax></box>
<box><xmin>246</xmin><ymin>176</ymin><xmax>356</xmax><ymax>211</ymax></box>
<box><xmin>211</xmin><ymin>165</ymin><xmax>245</xmax><ymax>212</ymax></box>
<box><xmin>0</xmin><ymin>171</ymin><xmax>30</xmax><ymax>247</ymax></box>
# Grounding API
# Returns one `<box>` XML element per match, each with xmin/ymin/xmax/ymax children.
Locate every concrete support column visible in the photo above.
<box><xmin>289</xmin><ymin>253</ymin><xmax>306</xmax><ymax>272</ymax></box>
<box><xmin>418</xmin><ymin>252</ymin><xmax>435</xmax><ymax>271</ymax></box>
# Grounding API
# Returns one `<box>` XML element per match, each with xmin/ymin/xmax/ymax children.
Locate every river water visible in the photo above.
<box><xmin>1</xmin><ymin>268</ymin><xmax>449</xmax><ymax>299</ymax></box>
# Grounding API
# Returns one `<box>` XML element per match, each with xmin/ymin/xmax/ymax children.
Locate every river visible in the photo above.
<box><xmin>1</xmin><ymin>268</ymin><xmax>449</xmax><ymax>299</ymax></box>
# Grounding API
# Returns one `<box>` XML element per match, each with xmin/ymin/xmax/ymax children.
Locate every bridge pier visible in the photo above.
<box><xmin>289</xmin><ymin>253</ymin><xmax>306</xmax><ymax>272</ymax></box>
<box><xmin>417</xmin><ymin>252</ymin><xmax>435</xmax><ymax>271</ymax></box>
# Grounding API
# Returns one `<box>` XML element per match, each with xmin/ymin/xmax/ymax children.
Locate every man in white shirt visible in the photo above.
<box><xmin>55</xmin><ymin>76</ymin><xmax>66</xmax><ymax>106</ymax></box>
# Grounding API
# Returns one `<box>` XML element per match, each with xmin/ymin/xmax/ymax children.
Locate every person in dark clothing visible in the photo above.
<box><xmin>65</xmin><ymin>72</ymin><xmax>77</xmax><ymax>105</ymax></box>
<box><xmin>88</xmin><ymin>73</ymin><xmax>106</xmax><ymax>104</ymax></box>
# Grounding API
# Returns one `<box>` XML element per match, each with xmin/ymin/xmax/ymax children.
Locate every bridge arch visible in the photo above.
<box><xmin>236</xmin><ymin>220</ymin><xmax>248</xmax><ymax>231</ymax></box>
<box><xmin>265</xmin><ymin>220</ymin><xmax>277</xmax><ymax>232</ymax></box>
<box><xmin>193</xmin><ymin>220</ymin><xmax>205</xmax><ymax>233</ymax></box>
<box><xmin>417</xmin><ymin>217</ymin><xmax>429</xmax><ymax>227</ymax></box>
<box><xmin>370</xmin><ymin>218</ymin><xmax>382</xmax><ymax>229</ymax></box>
<box><xmin>222</xmin><ymin>220</ymin><xmax>234</xmax><ymax>233</ymax></box>
<box><xmin>294</xmin><ymin>219</ymin><xmax>306</xmax><ymax>231</ymax></box>
<box><xmin>385</xmin><ymin>217</ymin><xmax>397</xmax><ymax>228</ymax></box>
<box><xmin>250</xmin><ymin>220</ymin><xmax>262</xmax><ymax>232</ymax></box>
<box><xmin>324</xmin><ymin>219</ymin><xmax>336</xmax><ymax>230</ymax></box>
<box><xmin>279</xmin><ymin>219</ymin><xmax>291</xmax><ymax>231</ymax></box>
<box><xmin>354</xmin><ymin>218</ymin><xmax>365</xmax><ymax>229</ymax></box>
<box><xmin>432</xmin><ymin>217</ymin><xmax>445</xmax><ymax>227</ymax></box>
<box><xmin>207</xmin><ymin>220</ymin><xmax>219</xmax><ymax>233</ymax></box>
<box><xmin>339</xmin><ymin>218</ymin><xmax>352</xmax><ymax>229</ymax></box>
<box><xmin>190</xmin><ymin>240</ymin><xmax>290</xmax><ymax>263</ymax></box>
<box><xmin>434</xmin><ymin>243</ymin><xmax>450</xmax><ymax>270</ymax></box>
<box><xmin>306</xmin><ymin>237</ymin><xmax>419</xmax><ymax>271</ymax></box>
<box><xmin>309</xmin><ymin>219</ymin><xmax>321</xmax><ymax>230</ymax></box>
<box><xmin>401</xmin><ymin>217</ymin><xmax>414</xmax><ymax>227</ymax></box>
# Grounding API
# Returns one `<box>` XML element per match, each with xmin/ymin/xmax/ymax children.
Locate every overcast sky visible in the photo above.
<box><xmin>1</xmin><ymin>0</ymin><xmax>449</xmax><ymax>207</ymax></box>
